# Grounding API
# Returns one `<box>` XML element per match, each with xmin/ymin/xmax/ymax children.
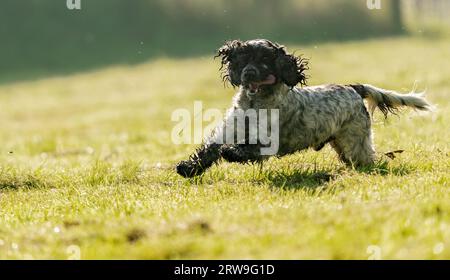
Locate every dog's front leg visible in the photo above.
<box><xmin>220</xmin><ymin>144</ymin><xmax>264</xmax><ymax>164</ymax></box>
<box><xmin>176</xmin><ymin>108</ymin><xmax>237</xmax><ymax>178</ymax></box>
<box><xmin>176</xmin><ymin>142</ymin><xmax>222</xmax><ymax>178</ymax></box>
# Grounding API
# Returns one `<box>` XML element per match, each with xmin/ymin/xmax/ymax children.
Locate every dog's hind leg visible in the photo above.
<box><xmin>330</xmin><ymin>109</ymin><xmax>376</xmax><ymax>167</ymax></box>
<box><xmin>331</xmin><ymin>133</ymin><xmax>375</xmax><ymax>167</ymax></box>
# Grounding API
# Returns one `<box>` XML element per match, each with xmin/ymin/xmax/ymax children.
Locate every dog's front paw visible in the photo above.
<box><xmin>176</xmin><ymin>160</ymin><xmax>205</xmax><ymax>178</ymax></box>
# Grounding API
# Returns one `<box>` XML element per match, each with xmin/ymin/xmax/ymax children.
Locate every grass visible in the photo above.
<box><xmin>0</xmin><ymin>36</ymin><xmax>449</xmax><ymax>259</ymax></box>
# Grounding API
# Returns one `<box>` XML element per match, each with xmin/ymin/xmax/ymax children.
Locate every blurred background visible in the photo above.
<box><xmin>1</xmin><ymin>0</ymin><xmax>449</xmax><ymax>84</ymax></box>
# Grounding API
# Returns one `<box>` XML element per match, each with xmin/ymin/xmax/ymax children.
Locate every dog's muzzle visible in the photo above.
<box><xmin>241</xmin><ymin>64</ymin><xmax>260</xmax><ymax>84</ymax></box>
<box><xmin>241</xmin><ymin>65</ymin><xmax>276</xmax><ymax>97</ymax></box>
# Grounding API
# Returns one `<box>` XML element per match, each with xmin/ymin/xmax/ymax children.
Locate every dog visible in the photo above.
<box><xmin>176</xmin><ymin>39</ymin><xmax>433</xmax><ymax>178</ymax></box>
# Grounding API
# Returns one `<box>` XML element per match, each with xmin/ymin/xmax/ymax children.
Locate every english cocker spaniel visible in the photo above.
<box><xmin>176</xmin><ymin>39</ymin><xmax>433</xmax><ymax>178</ymax></box>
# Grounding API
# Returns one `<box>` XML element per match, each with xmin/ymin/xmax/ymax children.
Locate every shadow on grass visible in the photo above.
<box><xmin>264</xmin><ymin>168</ymin><xmax>334</xmax><ymax>190</ymax></box>
<box><xmin>0</xmin><ymin>168</ymin><xmax>56</xmax><ymax>191</ymax></box>
<box><xmin>263</xmin><ymin>160</ymin><xmax>415</xmax><ymax>190</ymax></box>
<box><xmin>356</xmin><ymin>160</ymin><xmax>415</xmax><ymax>176</ymax></box>
<box><xmin>0</xmin><ymin>1</ymin><xmax>405</xmax><ymax>85</ymax></box>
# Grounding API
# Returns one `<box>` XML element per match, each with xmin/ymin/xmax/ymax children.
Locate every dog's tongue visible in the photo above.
<box><xmin>249</xmin><ymin>83</ymin><xmax>259</xmax><ymax>91</ymax></box>
<box><xmin>250</xmin><ymin>74</ymin><xmax>276</xmax><ymax>92</ymax></box>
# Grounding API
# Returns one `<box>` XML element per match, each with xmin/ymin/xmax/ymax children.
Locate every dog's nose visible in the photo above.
<box><xmin>241</xmin><ymin>65</ymin><xmax>259</xmax><ymax>82</ymax></box>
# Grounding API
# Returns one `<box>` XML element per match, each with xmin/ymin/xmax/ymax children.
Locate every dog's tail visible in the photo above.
<box><xmin>349</xmin><ymin>84</ymin><xmax>434</xmax><ymax>117</ymax></box>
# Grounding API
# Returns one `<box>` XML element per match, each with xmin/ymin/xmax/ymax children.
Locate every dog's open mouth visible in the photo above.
<box><xmin>246</xmin><ymin>74</ymin><xmax>276</xmax><ymax>94</ymax></box>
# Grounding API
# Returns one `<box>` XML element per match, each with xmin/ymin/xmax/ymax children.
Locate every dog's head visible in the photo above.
<box><xmin>216</xmin><ymin>39</ymin><xmax>308</xmax><ymax>95</ymax></box>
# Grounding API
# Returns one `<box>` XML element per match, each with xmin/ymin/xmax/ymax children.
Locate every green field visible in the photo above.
<box><xmin>0</xmin><ymin>37</ymin><xmax>449</xmax><ymax>259</ymax></box>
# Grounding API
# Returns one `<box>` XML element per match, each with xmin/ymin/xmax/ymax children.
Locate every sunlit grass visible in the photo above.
<box><xmin>0</xmin><ymin>37</ymin><xmax>449</xmax><ymax>259</ymax></box>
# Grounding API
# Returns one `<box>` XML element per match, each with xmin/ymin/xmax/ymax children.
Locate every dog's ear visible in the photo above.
<box><xmin>216</xmin><ymin>40</ymin><xmax>242</xmax><ymax>68</ymax></box>
<box><xmin>215</xmin><ymin>40</ymin><xmax>243</xmax><ymax>86</ymax></box>
<box><xmin>275</xmin><ymin>46</ymin><xmax>308</xmax><ymax>87</ymax></box>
